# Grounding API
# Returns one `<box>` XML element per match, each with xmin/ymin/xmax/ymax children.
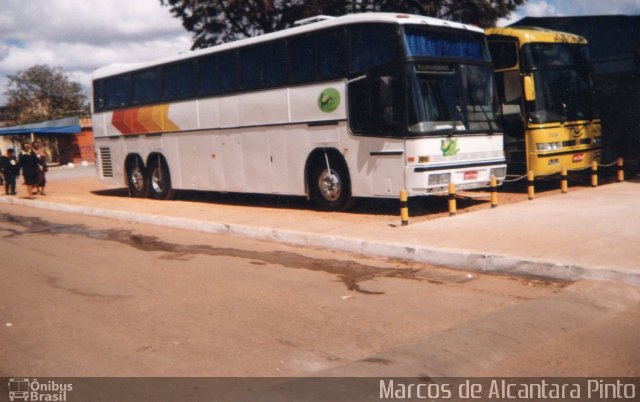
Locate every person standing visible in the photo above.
<box><xmin>31</xmin><ymin>140</ymin><xmax>48</xmax><ymax>195</ymax></box>
<box><xmin>0</xmin><ymin>148</ymin><xmax>5</xmax><ymax>186</ymax></box>
<box><xmin>1</xmin><ymin>148</ymin><xmax>19</xmax><ymax>195</ymax></box>
<box><xmin>18</xmin><ymin>142</ymin><xmax>39</xmax><ymax>199</ymax></box>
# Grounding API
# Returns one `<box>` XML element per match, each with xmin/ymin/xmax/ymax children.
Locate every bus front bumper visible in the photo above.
<box><xmin>530</xmin><ymin>147</ymin><xmax>601</xmax><ymax>176</ymax></box>
<box><xmin>404</xmin><ymin>161</ymin><xmax>507</xmax><ymax>196</ymax></box>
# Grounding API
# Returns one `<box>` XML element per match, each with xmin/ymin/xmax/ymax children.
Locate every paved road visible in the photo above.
<box><xmin>1</xmin><ymin>203</ymin><xmax>638</xmax><ymax>379</ymax></box>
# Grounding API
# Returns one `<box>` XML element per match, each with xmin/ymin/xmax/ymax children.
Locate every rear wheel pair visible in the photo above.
<box><xmin>127</xmin><ymin>157</ymin><xmax>174</xmax><ymax>200</ymax></box>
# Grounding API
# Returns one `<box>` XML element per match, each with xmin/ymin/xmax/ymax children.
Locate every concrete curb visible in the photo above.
<box><xmin>2</xmin><ymin>196</ymin><xmax>639</xmax><ymax>287</ymax></box>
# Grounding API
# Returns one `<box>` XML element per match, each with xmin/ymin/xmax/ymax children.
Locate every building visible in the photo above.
<box><xmin>0</xmin><ymin>116</ymin><xmax>95</xmax><ymax>164</ymax></box>
<box><xmin>57</xmin><ymin>118</ymin><xmax>96</xmax><ymax>164</ymax></box>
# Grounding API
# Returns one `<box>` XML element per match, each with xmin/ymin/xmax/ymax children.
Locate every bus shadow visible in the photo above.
<box><xmin>90</xmin><ymin>172</ymin><xmax>626</xmax><ymax>218</ymax></box>
<box><xmin>90</xmin><ymin>187</ymin><xmax>488</xmax><ymax>217</ymax></box>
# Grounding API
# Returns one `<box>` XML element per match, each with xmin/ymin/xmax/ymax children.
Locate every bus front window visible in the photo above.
<box><xmin>523</xmin><ymin>43</ymin><xmax>595</xmax><ymax>124</ymax></box>
<box><xmin>408</xmin><ymin>64</ymin><xmax>498</xmax><ymax>134</ymax></box>
<box><xmin>528</xmin><ymin>69</ymin><xmax>594</xmax><ymax>123</ymax></box>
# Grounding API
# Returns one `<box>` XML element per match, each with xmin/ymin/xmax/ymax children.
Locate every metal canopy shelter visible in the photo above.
<box><xmin>0</xmin><ymin>117</ymin><xmax>80</xmax><ymax>136</ymax></box>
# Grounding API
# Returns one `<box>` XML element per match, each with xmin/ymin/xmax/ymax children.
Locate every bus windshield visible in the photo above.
<box><xmin>407</xmin><ymin>63</ymin><xmax>498</xmax><ymax>134</ymax></box>
<box><xmin>529</xmin><ymin>68</ymin><xmax>595</xmax><ymax>123</ymax></box>
<box><xmin>523</xmin><ymin>43</ymin><xmax>590</xmax><ymax>68</ymax></box>
<box><xmin>523</xmin><ymin>43</ymin><xmax>595</xmax><ymax>123</ymax></box>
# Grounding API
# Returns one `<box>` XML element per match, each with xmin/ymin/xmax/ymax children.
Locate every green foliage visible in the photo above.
<box><xmin>3</xmin><ymin>65</ymin><xmax>88</xmax><ymax>125</ymax></box>
<box><xmin>161</xmin><ymin>0</ymin><xmax>525</xmax><ymax>49</ymax></box>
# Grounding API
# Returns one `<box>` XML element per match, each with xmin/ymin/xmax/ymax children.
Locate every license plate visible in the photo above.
<box><xmin>464</xmin><ymin>171</ymin><xmax>478</xmax><ymax>180</ymax></box>
<box><xmin>572</xmin><ymin>153</ymin><xmax>584</xmax><ymax>162</ymax></box>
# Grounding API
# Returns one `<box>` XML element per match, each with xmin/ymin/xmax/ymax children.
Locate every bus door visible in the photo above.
<box><xmin>348</xmin><ymin>63</ymin><xmax>405</xmax><ymax>196</ymax></box>
<box><xmin>489</xmin><ymin>38</ymin><xmax>527</xmax><ymax>174</ymax></box>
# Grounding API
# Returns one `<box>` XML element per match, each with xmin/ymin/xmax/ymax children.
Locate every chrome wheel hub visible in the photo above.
<box><xmin>151</xmin><ymin>168</ymin><xmax>163</xmax><ymax>193</ymax></box>
<box><xmin>318</xmin><ymin>169</ymin><xmax>341</xmax><ymax>201</ymax></box>
<box><xmin>131</xmin><ymin>168</ymin><xmax>144</xmax><ymax>192</ymax></box>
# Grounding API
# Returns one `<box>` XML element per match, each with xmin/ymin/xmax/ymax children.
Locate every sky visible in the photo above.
<box><xmin>0</xmin><ymin>0</ymin><xmax>639</xmax><ymax>107</ymax></box>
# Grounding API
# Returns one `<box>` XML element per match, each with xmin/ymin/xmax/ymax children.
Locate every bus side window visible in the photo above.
<box><xmin>349</xmin><ymin>24</ymin><xmax>399</xmax><ymax>75</ymax></box>
<box><xmin>105</xmin><ymin>75</ymin><xmax>130</xmax><ymax>109</ymax></box>
<box><xmin>218</xmin><ymin>52</ymin><xmax>237</xmax><ymax>92</ymax></box>
<box><xmin>198</xmin><ymin>52</ymin><xmax>237</xmax><ymax>95</ymax></box>
<box><xmin>198</xmin><ymin>55</ymin><xmax>218</xmax><ymax>95</ymax></box>
<box><xmin>93</xmin><ymin>80</ymin><xmax>104</xmax><ymax>112</ymax></box>
<box><xmin>316</xmin><ymin>29</ymin><xmax>345</xmax><ymax>81</ymax></box>
<box><xmin>289</xmin><ymin>29</ymin><xmax>345</xmax><ymax>85</ymax></box>
<box><xmin>163</xmin><ymin>61</ymin><xmax>195</xmax><ymax>100</ymax></box>
<box><xmin>263</xmin><ymin>41</ymin><xmax>286</xmax><ymax>87</ymax></box>
<box><xmin>132</xmin><ymin>69</ymin><xmax>161</xmax><ymax>105</ymax></box>
<box><xmin>349</xmin><ymin>66</ymin><xmax>402</xmax><ymax>136</ymax></box>
<box><xmin>240</xmin><ymin>46</ymin><xmax>262</xmax><ymax>90</ymax></box>
<box><xmin>240</xmin><ymin>41</ymin><xmax>285</xmax><ymax>90</ymax></box>
<box><xmin>489</xmin><ymin>40</ymin><xmax>518</xmax><ymax>70</ymax></box>
<box><xmin>289</xmin><ymin>34</ymin><xmax>315</xmax><ymax>84</ymax></box>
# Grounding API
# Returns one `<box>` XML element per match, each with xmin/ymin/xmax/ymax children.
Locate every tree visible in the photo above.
<box><xmin>3</xmin><ymin>64</ymin><xmax>88</xmax><ymax>125</ymax></box>
<box><xmin>161</xmin><ymin>0</ymin><xmax>525</xmax><ymax>49</ymax></box>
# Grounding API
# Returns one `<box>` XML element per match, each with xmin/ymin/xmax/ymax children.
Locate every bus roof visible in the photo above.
<box><xmin>486</xmin><ymin>26</ymin><xmax>587</xmax><ymax>45</ymax></box>
<box><xmin>93</xmin><ymin>12</ymin><xmax>484</xmax><ymax>79</ymax></box>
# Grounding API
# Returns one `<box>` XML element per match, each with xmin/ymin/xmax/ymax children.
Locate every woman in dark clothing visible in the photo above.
<box><xmin>18</xmin><ymin>142</ymin><xmax>40</xmax><ymax>199</ymax></box>
<box><xmin>32</xmin><ymin>141</ymin><xmax>48</xmax><ymax>195</ymax></box>
<box><xmin>1</xmin><ymin>148</ymin><xmax>19</xmax><ymax>195</ymax></box>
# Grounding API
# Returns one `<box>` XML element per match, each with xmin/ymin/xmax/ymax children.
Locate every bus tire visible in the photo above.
<box><xmin>309</xmin><ymin>154</ymin><xmax>353</xmax><ymax>211</ymax></box>
<box><xmin>126</xmin><ymin>158</ymin><xmax>148</xmax><ymax>198</ymax></box>
<box><xmin>147</xmin><ymin>157</ymin><xmax>175</xmax><ymax>200</ymax></box>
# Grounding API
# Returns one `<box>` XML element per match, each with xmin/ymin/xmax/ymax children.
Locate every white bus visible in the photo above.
<box><xmin>92</xmin><ymin>13</ymin><xmax>506</xmax><ymax>211</ymax></box>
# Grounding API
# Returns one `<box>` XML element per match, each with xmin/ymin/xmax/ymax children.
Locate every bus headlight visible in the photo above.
<box><xmin>536</xmin><ymin>142</ymin><xmax>562</xmax><ymax>151</ymax></box>
<box><xmin>490</xmin><ymin>167</ymin><xmax>506</xmax><ymax>179</ymax></box>
<box><xmin>428</xmin><ymin>173</ymin><xmax>451</xmax><ymax>185</ymax></box>
<box><xmin>593</xmin><ymin>136</ymin><xmax>602</xmax><ymax>145</ymax></box>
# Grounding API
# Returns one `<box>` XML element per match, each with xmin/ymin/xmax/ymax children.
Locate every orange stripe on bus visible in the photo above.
<box><xmin>111</xmin><ymin>104</ymin><xmax>180</xmax><ymax>135</ymax></box>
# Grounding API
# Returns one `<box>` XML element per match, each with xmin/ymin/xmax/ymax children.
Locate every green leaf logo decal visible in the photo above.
<box><xmin>318</xmin><ymin>88</ymin><xmax>340</xmax><ymax>113</ymax></box>
<box><xmin>441</xmin><ymin>139</ymin><xmax>460</xmax><ymax>156</ymax></box>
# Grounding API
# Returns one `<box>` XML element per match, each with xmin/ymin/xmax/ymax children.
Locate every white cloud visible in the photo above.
<box><xmin>496</xmin><ymin>0</ymin><xmax>640</xmax><ymax>27</ymax></box>
<box><xmin>497</xmin><ymin>0</ymin><xmax>563</xmax><ymax>27</ymax></box>
<box><xmin>0</xmin><ymin>0</ymin><xmax>190</xmax><ymax>45</ymax></box>
<box><xmin>558</xmin><ymin>0</ymin><xmax>640</xmax><ymax>15</ymax></box>
<box><xmin>0</xmin><ymin>0</ymin><xmax>192</xmax><ymax>105</ymax></box>
<box><xmin>523</xmin><ymin>0</ymin><xmax>561</xmax><ymax>17</ymax></box>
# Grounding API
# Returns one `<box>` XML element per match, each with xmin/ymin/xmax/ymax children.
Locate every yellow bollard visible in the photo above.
<box><xmin>527</xmin><ymin>171</ymin><xmax>535</xmax><ymax>200</ymax></box>
<box><xmin>617</xmin><ymin>158</ymin><xmax>625</xmax><ymax>182</ymax></box>
<box><xmin>591</xmin><ymin>161</ymin><xmax>598</xmax><ymax>187</ymax></box>
<box><xmin>400</xmin><ymin>189</ymin><xmax>409</xmax><ymax>226</ymax></box>
<box><xmin>561</xmin><ymin>166</ymin><xmax>568</xmax><ymax>194</ymax></box>
<box><xmin>448</xmin><ymin>182</ymin><xmax>457</xmax><ymax>216</ymax></box>
<box><xmin>490</xmin><ymin>175</ymin><xmax>498</xmax><ymax>208</ymax></box>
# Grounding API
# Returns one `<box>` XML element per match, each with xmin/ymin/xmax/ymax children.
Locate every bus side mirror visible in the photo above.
<box><xmin>523</xmin><ymin>75</ymin><xmax>536</xmax><ymax>101</ymax></box>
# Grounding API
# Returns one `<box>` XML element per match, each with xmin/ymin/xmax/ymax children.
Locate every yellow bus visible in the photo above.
<box><xmin>486</xmin><ymin>27</ymin><xmax>601</xmax><ymax>176</ymax></box>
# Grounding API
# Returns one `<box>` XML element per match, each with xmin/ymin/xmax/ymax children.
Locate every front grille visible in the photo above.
<box><xmin>99</xmin><ymin>147</ymin><xmax>113</xmax><ymax>178</ymax></box>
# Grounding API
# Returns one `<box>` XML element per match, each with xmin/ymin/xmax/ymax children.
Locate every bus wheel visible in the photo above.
<box><xmin>309</xmin><ymin>155</ymin><xmax>353</xmax><ymax>211</ymax></box>
<box><xmin>148</xmin><ymin>157</ymin><xmax>175</xmax><ymax>200</ymax></box>
<box><xmin>126</xmin><ymin>159</ymin><xmax>148</xmax><ymax>198</ymax></box>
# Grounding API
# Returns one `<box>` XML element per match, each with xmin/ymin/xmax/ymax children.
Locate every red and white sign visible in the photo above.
<box><xmin>463</xmin><ymin>171</ymin><xmax>478</xmax><ymax>180</ymax></box>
